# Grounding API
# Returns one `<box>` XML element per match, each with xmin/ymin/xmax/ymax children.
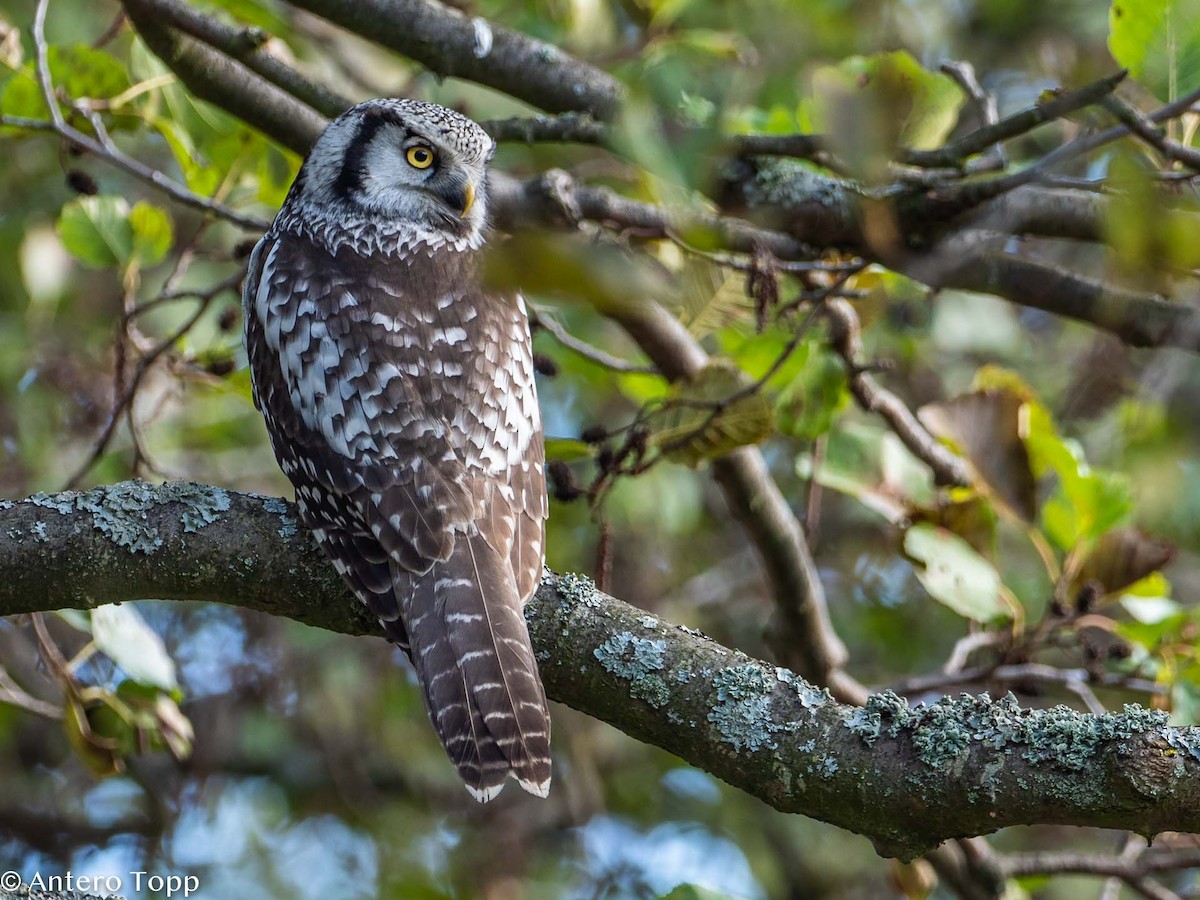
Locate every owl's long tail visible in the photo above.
<box><xmin>399</xmin><ymin>533</ymin><xmax>552</xmax><ymax>801</ymax></box>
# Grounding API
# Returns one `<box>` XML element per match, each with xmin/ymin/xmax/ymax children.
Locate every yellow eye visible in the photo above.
<box><xmin>406</xmin><ymin>146</ymin><xmax>435</xmax><ymax>169</ymax></box>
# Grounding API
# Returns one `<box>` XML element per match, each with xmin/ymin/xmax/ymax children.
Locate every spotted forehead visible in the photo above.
<box><xmin>353</xmin><ymin>98</ymin><xmax>493</xmax><ymax>159</ymax></box>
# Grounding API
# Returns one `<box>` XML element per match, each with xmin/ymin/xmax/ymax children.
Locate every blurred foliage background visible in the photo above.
<box><xmin>1</xmin><ymin>0</ymin><xmax>1200</xmax><ymax>897</ymax></box>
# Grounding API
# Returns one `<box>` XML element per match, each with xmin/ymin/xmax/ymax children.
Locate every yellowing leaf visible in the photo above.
<box><xmin>654</xmin><ymin>361</ymin><xmax>774</xmax><ymax>466</ymax></box>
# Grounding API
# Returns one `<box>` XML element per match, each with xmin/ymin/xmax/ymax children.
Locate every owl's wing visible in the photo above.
<box><xmin>244</xmin><ymin>234</ymin><xmax>480</xmax><ymax>570</ymax></box>
<box><xmin>244</xmin><ymin>231</ymin><xmax>550</xmax><ymax>799</ymax></box>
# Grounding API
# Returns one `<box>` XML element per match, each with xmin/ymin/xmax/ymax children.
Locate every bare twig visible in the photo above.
<box><xmin>0</xmin><ymin>113</ymin><xmax>269</xmax><ymax>230</ymax></box>
<box><xmin>481</xmin><ymin>113</ymin><xmax>607</xmax><ymax>145</ymax></box>
<box><xmin>1000</xmin><ymin>846</ymin><xmax>1200</xmax><ymax>900</ymax></box>
<box><xmin>823</xmin><ymin>298</ymin><xmax>972</xmax><ymax>486</ymax></box>
<box><xmin>938</xmin><ymin>81</ymin><xmax>1200</xmax><ymax>212</ymax></box>
<box><xmin>939</xmin><ymin>60</ymin><xmax>1004</xmax><ymax>171</ymax></box>
<box><xmin>65</xmin><ymin>292</ymin><xmax>226</xmax><ymax>489</ymax></box>
<box><xmin>1101</xmin><ymin>93</ymin><xmax>1200</xmax><ymax>171</ymax></box>
<box><xmin>902</xmin><ymin>70</ymin><xmax>1127</xmax><ymax>169</ymax></box>
<box><xmin>32</xmin><ymin>0</ymin><xmax>64</xmax><ymax>129</ymax></box>
<box><xmin>890</xmin><ymin>662</ymin><xmax>1165</xmax><ymax>700</ymax></box>
<box><xmin>531</xmin><ymin>306</ymin><xmax>655</xmax><ymax>374</ymax></box>
<box><xmin>0</xmin><ymin>663</ymin><xmax>62</xmax><ymax>719</ymax></box>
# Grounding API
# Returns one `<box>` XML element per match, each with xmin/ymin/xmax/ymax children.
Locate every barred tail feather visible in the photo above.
<box><xmin>398</xmin><ymin>534</ymin><xmax>552</xmax><ymax>801</ymax></box>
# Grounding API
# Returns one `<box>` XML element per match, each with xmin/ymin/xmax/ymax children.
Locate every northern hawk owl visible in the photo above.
<box><xmin>242</xmin><ymin>99</ymin><xmax>551</xmax><ymax>802</ymax></box>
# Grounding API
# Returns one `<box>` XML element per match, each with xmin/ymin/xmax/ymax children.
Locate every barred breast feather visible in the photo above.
<box><xmin>242</xmin><ymin>229</ymin><xmax>550</xmax><ymax>801</ymax></box>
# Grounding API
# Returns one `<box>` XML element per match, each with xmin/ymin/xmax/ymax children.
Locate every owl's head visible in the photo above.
<box><xmin>290</xmin><ymin>98</ymin><xmax>495</xmax><ymax>243</ymax></box>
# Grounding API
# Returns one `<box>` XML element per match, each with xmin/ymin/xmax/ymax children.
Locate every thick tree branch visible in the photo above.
<box><xmin>126</xmin><ymin>0</ymin><xmax>353</xmax><ymax>119</ymax></box>
<box><xmin>1</xmin><ymin>483</ymin><xmax>1199</xmax><ymax>860</ymax></box>
<box><xmin>907</xmin><ymin>229</ymin><xmax>1200</xmax><ymax>351</ymax></box>
<box><xmin>284</xmin><ymin>0</ymin><xmax>622</xmax><ymax>119</ymax></box>
<box><xmin>122</xmin><ymin>0</ymin><xmax>328</xmax><ymax>156</ymax></box>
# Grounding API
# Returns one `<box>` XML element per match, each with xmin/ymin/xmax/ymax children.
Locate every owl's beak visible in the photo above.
<box><xmin>459</xmin><ymin>181</ymin><xmax>476</xmax><ymax>218</ymax></box>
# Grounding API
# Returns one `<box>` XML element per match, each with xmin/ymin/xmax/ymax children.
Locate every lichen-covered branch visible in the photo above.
<box><xmin>1</xmin><ymin>482</ymin><xmax>1199</xmax><ymax>860</ymax></box>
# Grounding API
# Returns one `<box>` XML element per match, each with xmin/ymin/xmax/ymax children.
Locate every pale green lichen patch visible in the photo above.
<box><xmin>28</xmin><ymin>491</ymin><xmax>76</xmax><ymax>514</ymax></box>
<box><xmin>0</xmin><ymin>499</ymin><xmax>12</xmax><ymax>510</ymax></box>
<box><xmin>638</xmin><ymin>615</ymin><xmax>660</xmax><ymax>629</ymax></box>
<box><xmin>557</xmin><ymin>572</ymin><xmax>603</xmax><ymax>608</ymax></box>
<box><xmin>775</xmin><ymin>667</ymin><xmax>831</xmax><ymax>710</ymax></box>
<box><xmin>160</xmin><ymin>482</ymin><xmax>231</xmax><ymax>532</ymax></box>
<box><xmin>262</xmin><ymin>497</ymin><xmax>298</xmax><ymax>539</ymax></box>
<box><xmin>844</xmin><ymin>691</ymin><xmax>1171</xmax><ymax>773</ymax></box>
<box><xmin>708</xmin><ymin>662</ymin><xmax>805</xmax><ymax>753</ymax></box>
<box><xmin>1164</xmin><ymin>727</ymin><xmax>1200</xmax><ymax>762</ymax></box>
<box><xmin>745</xmin><ymin>158</ymin><xmax>854</xmax><ymax>211</ymax></box>
<box><xmin>594</xmin><ymin>632</ymin><xmax>670</xmax><ymax>708</ymax></box>
<box><xmin>28</xmin><ymin>481</ymin><xmax>230</xmax><ymax>554</ymax></box>
<box><xmin>30</xmin><ymin>521</ymin><xmax>48</xmax><ymax>543</ymax></box>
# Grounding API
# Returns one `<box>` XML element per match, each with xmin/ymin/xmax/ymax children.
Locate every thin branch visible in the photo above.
<box><xmin>284</xmin><ymin>0</ymin><xmax>623</xmax><ymax>119</ymax></box>
<box><xmin>530</xmin><ymin>306</ymin><xmax>656</xmax><ymax>374</ymax></box>
<box><xmin>480</xmin><ymin>113</ymin><xmax>607</xmax><ymax>145</ymax></box>
<box><xmin>891</xmin><ymin>662</ymin><xmax>1165</xmax><ymax>700</ymax></box>
<box><xmin>939</xmin><ymin>59</ymin><xmax>1004</xmax><ymax>172</ymax></box>
<box><xmin>823</xmin><ymin>298</ymin><xmax>972</xmax><ymax>487</ymax></box>
<box><xmin>1101</xmin><ymin>93</ymin><xmax>1200</xmax><ymax>171</ymax></box>
<box><xmin>901</xmin><ymin>70</ymin><xmax>1127</xmax><ymax>169</ymax></box>
<box><xmin>32</xmin><ymin>0</ymin><xmax>64</xmax><ymax>129</ymax></box>
<box><xmin>64</xmin><ymin>292</ymin><xmax>224</xmax><ymax>489</ymax></box>
<box><xmin>1001</xmin><ymin>847</ymin><xmax>1200</xmax><ymax>900</ymax></box>
<box><xmin>937</xmin><ymin>81</ymin><xmax>1200</xmax><ymax>212</ymax></box>
<box><xmin>0</xmin><ymin>114</ymin><xmax>269</xmax><ymax>230</ymax></box>
<box><xmin>0</xmin><ymin>663</ymin><xmax>62</xmax><ymax>719</ymax></box>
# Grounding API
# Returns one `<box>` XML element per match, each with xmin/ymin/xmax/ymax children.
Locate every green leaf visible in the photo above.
<box><xmin>1</xmin><ymin>44</ymin><xmax>130</xmax><ymax>119</ymax></box>
<box><xmin>653</xmin><ymin>360</ymin><xmax>775</xmax><ymax>466</ymax></box>
<box><xmin>658</xmin><ymin>886</ymin><xmax>730</xmax><ymax>900</ymax></box>
<box><xmin>797</xmin><ymin>424</ymin><xmax>931</xmax><ymax>523</ymax></box>
<box><xmin>1023</xmin><ymin>399</ymin><xmax>1134</xmax><ymax>548</ymax></box>
<box><xmin>91</xmin><ymin>604</ymin><xmax>179</xmax><ymax>691</ymax></box>
<box><xmin>904</xmin><ymin>523</ymin><xmax>1010</xmax><ymax>623</ymax></box>
<box><xmin>811</xmin><ymin>51</ymin><xmax>964</xmax><ymax>177</ymax></box>
<box><xmin>544</xmin><ymin>438</ymin><xmax>596</xmax><ymax>462</ymax></box>
<box><xmin>721</xmin><ymin>329</ymin><xmax>849</xmax><ymax>440</ymax></box>
<box><xmin>129</xmin><ymin>202</ymin><xmax>174</xmax><ymax>267</ymax></box>
<box><xmin>1109</xmin><ymin>0</ymin><xmax>1200</xmax><ymax>99</ymax></box>
<box><xmin>56</xmin><ymin>196</ymin><xmax>133</xmax><ymax>268</ymax></box>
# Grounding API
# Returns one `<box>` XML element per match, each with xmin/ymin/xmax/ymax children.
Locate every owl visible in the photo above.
<box><xmin>242</xmin><ymin>99</ymin><xmax>551</xmax><ymax>802</ymax></box>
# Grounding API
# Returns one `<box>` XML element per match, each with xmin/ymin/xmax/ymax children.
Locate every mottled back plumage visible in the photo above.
<box><xmin>242</xmin><ymin>99</ymin><xmax>550</xmax><ymax>801</ymax></box>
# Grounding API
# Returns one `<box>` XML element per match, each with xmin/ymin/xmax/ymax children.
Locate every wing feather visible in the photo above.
<box><xmin>244</xmin><ymin>229</ymin><xmax>551</xmax><ymax>799</ymax></box>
